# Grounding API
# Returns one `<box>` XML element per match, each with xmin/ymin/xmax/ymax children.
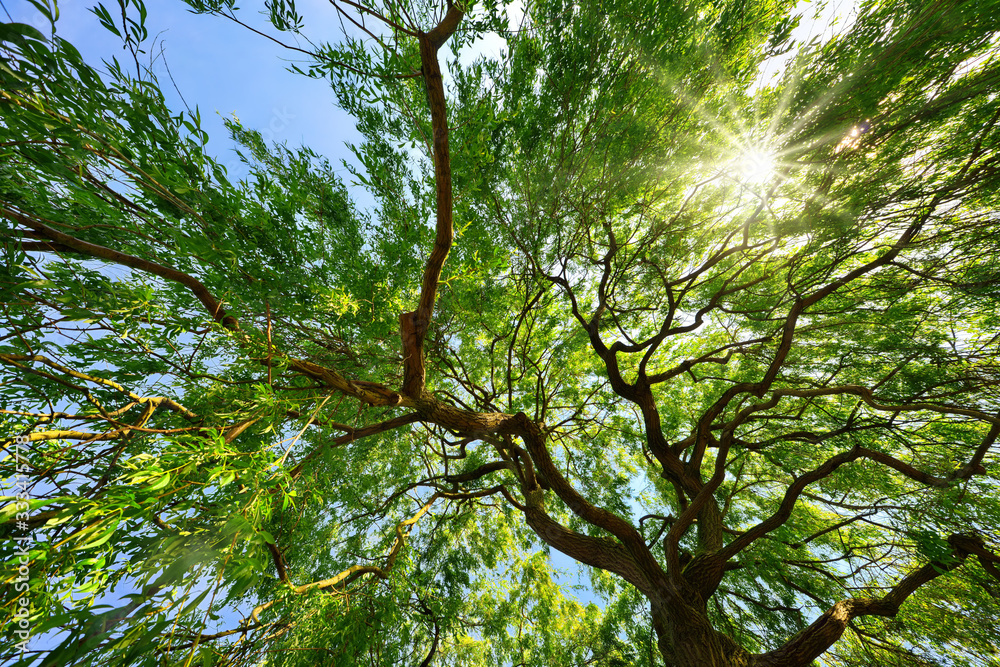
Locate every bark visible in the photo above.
<box><xmin>401</xmin><ymin>3</ymin><xmax>464</xmax><ymax>398</ymax></box>
<box><xmin>651</xmin><ymin>596</ymin><xmax>750</xmax><ymax>667</ymax></box>
<box><xmin>521</xmin><ymin>497</ymin><xmax>658</xmax><ymax>598</ymax></box>
<box><xmin>643</xmin><ymin>534</ymin><xmax>997</xmax><ymax>667</ymax></box>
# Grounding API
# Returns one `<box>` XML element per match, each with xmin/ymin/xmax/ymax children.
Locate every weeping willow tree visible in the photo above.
<box><xmin>2</xmin><ymin>0</ymin><xmax>1000</xmax><ymax>665</ymax></box>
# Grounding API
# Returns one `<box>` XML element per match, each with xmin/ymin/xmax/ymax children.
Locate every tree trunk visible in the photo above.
<box><xmin>651</xmin><ymin>597</ymin><xmax>750</xmax><ymax>667</ymax></box>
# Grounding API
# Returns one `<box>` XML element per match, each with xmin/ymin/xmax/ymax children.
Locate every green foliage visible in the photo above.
<box><xmin>2</xmin><ymin>0</ymin><xmax>1000</xmax><ymax>666</ymax></box>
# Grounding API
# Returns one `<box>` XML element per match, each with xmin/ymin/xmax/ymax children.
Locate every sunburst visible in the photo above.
<box><xmin>735</xmin><ymin>147</ymin><xmax>778</xmax><ymax>185</ymax></box>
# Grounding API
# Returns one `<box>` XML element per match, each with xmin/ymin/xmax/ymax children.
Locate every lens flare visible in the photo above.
<box><xmin>738</xmin><ymin>148</ymin><xmax>777</xmax><ymax>184</ymax></box>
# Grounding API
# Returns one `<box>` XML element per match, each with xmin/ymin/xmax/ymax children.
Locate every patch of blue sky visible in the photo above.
<box><xmin>7</xmin><ymin>0</ymin><xmax>364</xmax><ymax>202</ymax></box>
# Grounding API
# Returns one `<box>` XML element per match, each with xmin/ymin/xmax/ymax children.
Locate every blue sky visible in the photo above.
<box><xmin>5</xmin><ymin>0</ymin><xmax>364</xmax><ymax>189</ymax></box>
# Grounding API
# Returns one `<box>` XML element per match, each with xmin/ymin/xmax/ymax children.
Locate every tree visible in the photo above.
<box><xmin>2</xmin><ymin>0</ymin><xmax>1000</xmax><ymax>664</ymax></box>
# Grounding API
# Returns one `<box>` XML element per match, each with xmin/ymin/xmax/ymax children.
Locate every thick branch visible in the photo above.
<box><xmin>520</xmin><ymin>490</ymin><xmax>657</xmax><ymax>597</ymax></box>
<box><xmin>515</xmin><ymin>413</ymin><xmax>666</xmax><ymax>582</ymax></box>
<box><xmin>287</xmin><ymin>359</ymin><xmax>405</xmax><ymax>406</ymax></box>
<box><xmin>401</xmin><ymin>5</ymin><xmax>464</xmax><ymax>397</ymax></box>
<box><xmin>721</xmin><ymin>421</ymin><xmax>995</xmax><ymax>562</ymax></box>
<box><xmin>265</xmin><ymin>541</ymin><xmax>289</xmax><ymax>583</ymax></box>
<box><xmin>753</xmin><ymin>534</ymin><xmax>985</xmax><ymax>667</ymax></box>
<box><xmin>442</xmin><ymin>460</ymin><xmax>515</xmax><ymax>484</ymax></box>
<box><xmin>3</xmin><ymin>209</ymin><xmax>240</xmax><ymax>331</ymax></box>
<box><xmin>4</xmin><ymin>212</ymin><xmax>414</xmax><ymax>412</ymax></box>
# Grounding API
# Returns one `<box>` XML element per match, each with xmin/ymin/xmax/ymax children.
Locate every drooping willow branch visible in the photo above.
<box><xmin>250</xmin><ymin>492</ymin><xmax>441</xmax><ymax>622</ymax></box>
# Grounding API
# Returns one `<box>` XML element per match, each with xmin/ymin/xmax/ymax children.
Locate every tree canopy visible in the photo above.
<box><xmin>3</xmin><ymin>0</ymin><xmax>1000</xmax><ymax>665</ymax></box>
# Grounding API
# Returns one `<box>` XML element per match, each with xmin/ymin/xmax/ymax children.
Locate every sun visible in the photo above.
<box><xmin>718</xmin><ymin>144</ymin><xmax>779</xmax><ymax>189</ymax></box>
<box><xmin>736</xmin><ymin>147</ymin><xmax>777</xmax><ymax>185</ymax></box>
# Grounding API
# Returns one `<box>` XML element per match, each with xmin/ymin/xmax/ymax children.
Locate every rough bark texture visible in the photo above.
<box><xmin>652</xmin><ymin>597</ymin><xmax>750</xmax><ymax>667</ymax></box>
